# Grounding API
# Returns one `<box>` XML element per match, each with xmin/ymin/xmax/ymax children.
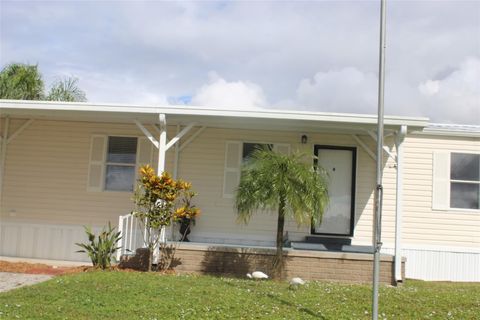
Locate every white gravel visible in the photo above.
<box><xmin>0</xmin><ymin>272</ymin><xmax>53</xmax><ymax>293</ymax></box>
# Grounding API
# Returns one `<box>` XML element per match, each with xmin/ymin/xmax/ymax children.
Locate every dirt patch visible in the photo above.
<box><xmin>0</xmin><ymin>260</ymin><xmax>89</xmax><ymax>276</ymax></box>
<box><xmin>0</xmin><ymin>260</ymin><xmax>177</xmax><ymax>276</ymax></box>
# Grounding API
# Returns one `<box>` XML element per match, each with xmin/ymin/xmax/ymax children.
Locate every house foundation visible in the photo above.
<box><xmin>172</xmin><ymin>243</ymin><xmax>404</xmax><ymax>285</ymax></box>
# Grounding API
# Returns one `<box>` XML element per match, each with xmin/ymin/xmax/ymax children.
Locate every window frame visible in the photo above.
<box><xmin>449</xmin><ymin>152</ymin><xmax>480</xmax><ymax>211</ymax></box>
<box><xmin>222</xmin><ymin>140</ymin><xmax>290</xmax><ymax>198</ymax></box>
<box><xmin>104</xmin><ymin>135</ymin><xmax>139</xmax><ymax>193</ymax></box>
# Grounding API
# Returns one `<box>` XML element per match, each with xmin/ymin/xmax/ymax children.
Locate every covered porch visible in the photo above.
<box><xmin>0</xmin><ymin>100</ymin><xmax>428</xmax><ymax>283</ymax></box>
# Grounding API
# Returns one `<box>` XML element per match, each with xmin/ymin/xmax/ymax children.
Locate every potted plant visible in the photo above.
<box><xmin>174</xmin><ymin>183</ymin><xmax>200</xmax><ymax>242</ymax></box>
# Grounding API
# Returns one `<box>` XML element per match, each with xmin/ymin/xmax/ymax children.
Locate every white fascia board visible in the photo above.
<box><xmin>0</xmin><ymin>100</ymin><xmax>429</xmax><ymax>129</ymax></box>
<box><xmin>418</xmin><ymin>124</ymin><xmax>480</xmax><ymax>138</ymax></box>
<box><xmin>158</xmin><ymin>105</ymin><xmax>429</xmax><ymax>128</ymax></box>
<box><xmin>0</xmin><ymin>100</ymin><xmax>159</xmax><ymax>114</ymax></box>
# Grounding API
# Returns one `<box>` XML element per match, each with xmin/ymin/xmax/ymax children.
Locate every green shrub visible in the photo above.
<box><xmin>76</xmin><ymin>222</ymin><xmax>122</xmax><ymax>269</ymax></box>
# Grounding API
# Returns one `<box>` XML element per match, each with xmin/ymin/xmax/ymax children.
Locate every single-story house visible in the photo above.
<box><xmin>0</xmin><ymin>100</ymin><xmax>478</xmax><ymax>282</ymax></box>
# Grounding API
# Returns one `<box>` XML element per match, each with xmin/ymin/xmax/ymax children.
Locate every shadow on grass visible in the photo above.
<box><xmin>266</xmin><ymin>293</ymin><xmax>326</xmax><ymax>319</ymax></box>
<box><xmin>200</xmin><ymin>246</ymin><xmax>276</xmax><ymax>277</ymax></box>
<box><xmin>221</xmin><ymin>278</ymin><xmax>325</xmax><ymax>319</ymax></box>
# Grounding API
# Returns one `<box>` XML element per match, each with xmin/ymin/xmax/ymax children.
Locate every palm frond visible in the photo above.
<box><xmin>235</xmin><ymin>148</ymin><xmax>329</xmax><ymax>225</ymax></box>
<box><xmin>47</xmin><ymin>77</ymin><xmax>87</xmax><ymax>102</ymax></box>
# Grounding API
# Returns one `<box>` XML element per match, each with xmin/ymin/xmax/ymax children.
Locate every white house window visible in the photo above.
<box><xmin>87</xmin><ymin>135</ymin><xmax>152</xmax><ymax>192</ymax></box>
<box><xmin>223</xmin><ymin>141</ymin><xmax>290</xmax><ymax>198</ymax></box>
<box><xmin>450</xmin><ymin>153</ymin><xmax>479</xmax><ymax>210</ymax></box>
<box><xmin>105</xmin><ymin>137</ymin><xmax>138</xmax><ymax>192</ymax></box>
<box><xmin>242</xmin><ymin>143</ymin><xmax>273</xmax><ymax>161</ymax></box>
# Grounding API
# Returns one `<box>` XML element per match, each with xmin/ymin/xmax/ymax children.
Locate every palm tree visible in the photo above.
<box><xmin>235</xmin><ymin>148</ymin><xmax>329</xmax><ymax>275</ymax></box>
<box><xmin>47</xmin><ymin>77</ymin><xmax>86</xmax><ymax>102</ymax></box>
<box><xmin>0</xmin><ymin>63</ymin><xmax>87</xmax><ymax>102</ymax></box>
<box><xmin>0</xmin><ymin>63</ymin><xmax>44</xmax><ymax>100</ymax></box>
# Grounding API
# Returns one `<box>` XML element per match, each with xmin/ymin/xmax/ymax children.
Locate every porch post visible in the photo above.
<box><xmin>158</xmin><ymin>114</ymin><xmax>167</xmax><ymax>173</ymax></box>
<box><xmin>394</xmin><ymin>125</ymin><xmax>407</xmax><ymax>282</ymax></box>
<box><xmin>156</xmin><ymin>114</ymin><xmax>167</xmax><ymax>247</ymax></box>
<box><xmin>0</xmin><ymin>116</ymin><xmax>10</xmax><ymax>206</ymax></box>
<box><xmin>173</xmin><ymin>124</ymin><xmax>180</xmax><ymax>179</ymax></box>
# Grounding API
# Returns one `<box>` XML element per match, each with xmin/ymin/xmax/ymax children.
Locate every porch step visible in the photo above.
<box><xmin>291</xmin><ymin>242</ymin><xmax>374</xmax><ymax>254</ymax></box>
<box><xmin>305</xmin><ymin>236</ymin><xmax>352</xmax><ymax>245</ymax></box>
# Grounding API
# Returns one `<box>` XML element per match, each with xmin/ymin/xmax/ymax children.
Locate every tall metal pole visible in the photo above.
<box><xmin>373</xmin><ymin>0</ymin><xmax>387</xmax><ymax>319</ymax></box>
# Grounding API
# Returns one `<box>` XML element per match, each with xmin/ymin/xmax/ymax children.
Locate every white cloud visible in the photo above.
<box><xmin>418</xmin><ymin>57</ymin><xmax>480</xmax><ymax>124</ymax></box>
<box><xmin>191</xmin><ymin>72</ymin><xmax>267</xmax><ymax>109</ymax></box>
<box><xmin>418</xmin><ymin>80</ymin><xmax>440</xmax><ymax>96</ymax></box>
<box><xmin>57</xmin><ymin>68</ymin><xmax>170</xmax><ymax>106</ymax></box>
<box><xmin>294</xmin><ymin>67</ymin><xmax>378</xmax><ymax>114</ymax></box>
<box><xmin>1</xmin><ymin>1</ymin><xmax>479</xmax><ymax>123</ymax></box>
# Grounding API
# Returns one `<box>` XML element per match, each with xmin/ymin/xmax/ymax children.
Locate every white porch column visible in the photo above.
<box><xmin>173</xmin><ymin>125</ymin><xmax>180</xmax><ymax>179</ymax></box>
<box><xmin>154</xmin><ymin>114</ymin><xmax>167</xmax><ymax>252</ymax></box>
<box><xmin>0</xmin><ymin>116</ymin><xmax>10</xmax><ymax>206</ymax></box>
<box><xmin>158</xmin><ymin>113</ymin><xmax>167</xmax><ymax>173</ymax></box>
<box><xmin>394</xmin><ymin>125</ymin><xmax>407</xmax><ymax>282</ymax></box>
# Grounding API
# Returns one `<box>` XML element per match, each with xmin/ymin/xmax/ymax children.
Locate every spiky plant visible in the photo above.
<box><xmin>235</xmin><ymin>148</ymin><xmax>329</xmax><ymax>275</ymax></box>
<box><xmin>76</xmin><ymin>222</ymin><xmax>122</xmax><ymax>270</ymax></box>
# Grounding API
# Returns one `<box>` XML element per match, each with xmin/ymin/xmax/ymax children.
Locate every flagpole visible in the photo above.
<box><xmin>372</xmin><ymin>0</ymin><xmax>387</xmax><ymax>319</ymax></box>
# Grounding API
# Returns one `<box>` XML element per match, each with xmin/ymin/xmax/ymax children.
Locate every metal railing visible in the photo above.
<box><xmin>116</xmin><ymin>213</ymin><xmax>145</xmax><ymax>261</ymax></box>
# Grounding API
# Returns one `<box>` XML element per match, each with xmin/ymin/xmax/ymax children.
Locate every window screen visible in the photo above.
<box><xmin>450</xmin><ymin>153</ymin><xmax>480</xmax><ymax>209</ymax></box>
<box><xmin>105</xmin><ymin>137</ymin><xmax>137</xmax><ymax>191</ymax></box>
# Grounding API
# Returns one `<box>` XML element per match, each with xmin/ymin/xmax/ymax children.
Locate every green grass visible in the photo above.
<box><xmin>0</xmin><ymin>272</ymin><xmax>479</xmax><ymax>319</ymax></box>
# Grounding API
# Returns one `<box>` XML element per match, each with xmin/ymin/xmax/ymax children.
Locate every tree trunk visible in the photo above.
<box><xmin>274</xmin><ymin>195</ymin><xmax>286</xmax><ymax>277</ymax></box>
<box><xmin>147</xmin><ymin>246</ymin><xmax>153</xmax><ymax>272</ymax></box>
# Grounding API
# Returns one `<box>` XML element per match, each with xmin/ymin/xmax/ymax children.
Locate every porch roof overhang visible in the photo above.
<box><xmin>0</xmin><ymin>100</ymin><xmax>429</xmax><ymax>134</ymax></box>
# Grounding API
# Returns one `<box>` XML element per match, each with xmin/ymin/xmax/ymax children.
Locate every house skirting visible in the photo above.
<box><xmin>172</xmin><ymin>243</ymin><xmax>404</xmax><ymax>285</ymax></box>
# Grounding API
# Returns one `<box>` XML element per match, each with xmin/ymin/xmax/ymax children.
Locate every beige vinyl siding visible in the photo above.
<box><xmin>401</xmin><ymin>134</ymin><xmax>480</xmax><ymax>248</ymax></box>
<box><xmin>1</xmin><ymin>119</ymin><xmax>173</xmax><ymax>227</ymax></box>
<box><xmin>1</xmin><ymin>119</ymin><xmax>382</xmax><ymax>248</ymax></box>
<box><xmin>177</xmin><ymin>129</ymin><xmax>380</xmax><ymax>245</ymax></box>
<box><xmin>8</xmin><ymin>117</ymin><xmax>477</xmax><ymax>252</ymax></box>
<box><xmin>177</xmin><ymin>128</ymin><xmax>302</xmax><ymax>244</ymax></box>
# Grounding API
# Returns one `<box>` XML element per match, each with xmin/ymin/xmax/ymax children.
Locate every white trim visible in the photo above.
<box><xmin>165</xmin><ymin>122</ymin><xmax>197</xmax><ymax>151</ymax></box>
<box><xmin>223</xmin><ymin>141</ymin><xmax>242</xmax><ymax>198</ymax></box>
<box><xmin>432</xmin><ymin>151</ymin><xmax>451</xmax><ymax>210</ymax></box>
<box><xmin>87</xmin><ymin>135</ymin><xmax>107</xmax><ymax>192</ymax></box>
<box><xmin>440</xmin><ymin>208</ymin><xmax>480</xmax><ymax>214</ymax></box>
<box><xmin>173</xmin><ymin>124</ymin><xmax>180</xmax><ymax>179</ymax></box>
<box><xmin>351</xmin><ymin>134</ymin><xmax>376</xmax><ymax>161</ymax></box>
<box><xmin>179</xmin><ymin>126</ymin><xmax>207</xmax><ymax>152</ymax></box>
<box><xmin>0</xmin><ymin>117</ymin><xmax>9</xmax><ymax>250</ymax></box>
<box><xmin>432</xmin><ymin>151</ymin><xmax>480</xmax><ymax>212</ymax></box>
<box><xmin>0</xmin><ymin>100</ymin><xmax>429</xmax><ymax>128</ymax></box>
<box><xmin>420</xmin><ymin>123</ymin><xmax>480</xmax><ymax>138</ymax></box>
<box><xmin>157</xmin><ymin>114</ymin><xmax>167</xmax><ymax>173</ymax></box>
<box><xmin>366</xmin><ymin>130</ymin><xmax>396</xmax><ymax>163</ymax></box>
<box><xmin>134</xmin><ymin>120</ymin><xmax>159</xmax><ymax>149</ymax></box>
<box><xmin>381</xmin><ymin>243</ymin><xmax>480</xmax><ymax>282</ymax></box>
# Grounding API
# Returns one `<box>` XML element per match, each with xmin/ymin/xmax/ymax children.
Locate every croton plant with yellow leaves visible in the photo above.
<box><xmin>131</xmin><ymin>165</ymin><xmax>200</xmax><ymax>270</ymax></box>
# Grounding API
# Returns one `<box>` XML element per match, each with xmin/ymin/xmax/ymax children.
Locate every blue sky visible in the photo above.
<box><xmin>1</xmin><ymin>1</ymin><xmax>479</xmax><ymax>124</ymax></box>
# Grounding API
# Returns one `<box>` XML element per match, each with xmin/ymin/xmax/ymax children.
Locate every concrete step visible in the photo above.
<box><xmin>291</xmin><ymin>242</ymin><xmax>374</xmax><ymax>254</ymax></box>
<box><xmin>304</xmin><ymin>236</ymin><xmax>352</xmax><ymax>245</ymax></box>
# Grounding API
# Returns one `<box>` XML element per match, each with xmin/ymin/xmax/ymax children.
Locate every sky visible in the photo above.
<box><xmin>0</xmin><ymin>1</ymin><xmax>479</xmax><ymax>125</ymax></box>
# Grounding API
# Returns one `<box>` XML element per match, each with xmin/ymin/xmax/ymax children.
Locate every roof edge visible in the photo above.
<box><xmin>0</xmin><ymin>99</ymin><xmax>429</xmax><ymax>128</ymax></box>
<box><xmin>417</xmin><ymin>123</ymin><xmax>480</xmax><ymax>138</ymax></box>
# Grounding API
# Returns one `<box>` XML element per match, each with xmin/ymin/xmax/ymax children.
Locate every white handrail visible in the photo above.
<box><xmin>116</xmin><ymin>213</ymin><xmax>145</xmax><ymax>261</ymax></box>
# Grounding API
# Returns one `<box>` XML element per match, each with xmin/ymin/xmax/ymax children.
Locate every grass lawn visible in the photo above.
<box><xmin>0</xmin><ymin>272</ymin><xmax>478</xmax><ymax>319</ymax></box>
